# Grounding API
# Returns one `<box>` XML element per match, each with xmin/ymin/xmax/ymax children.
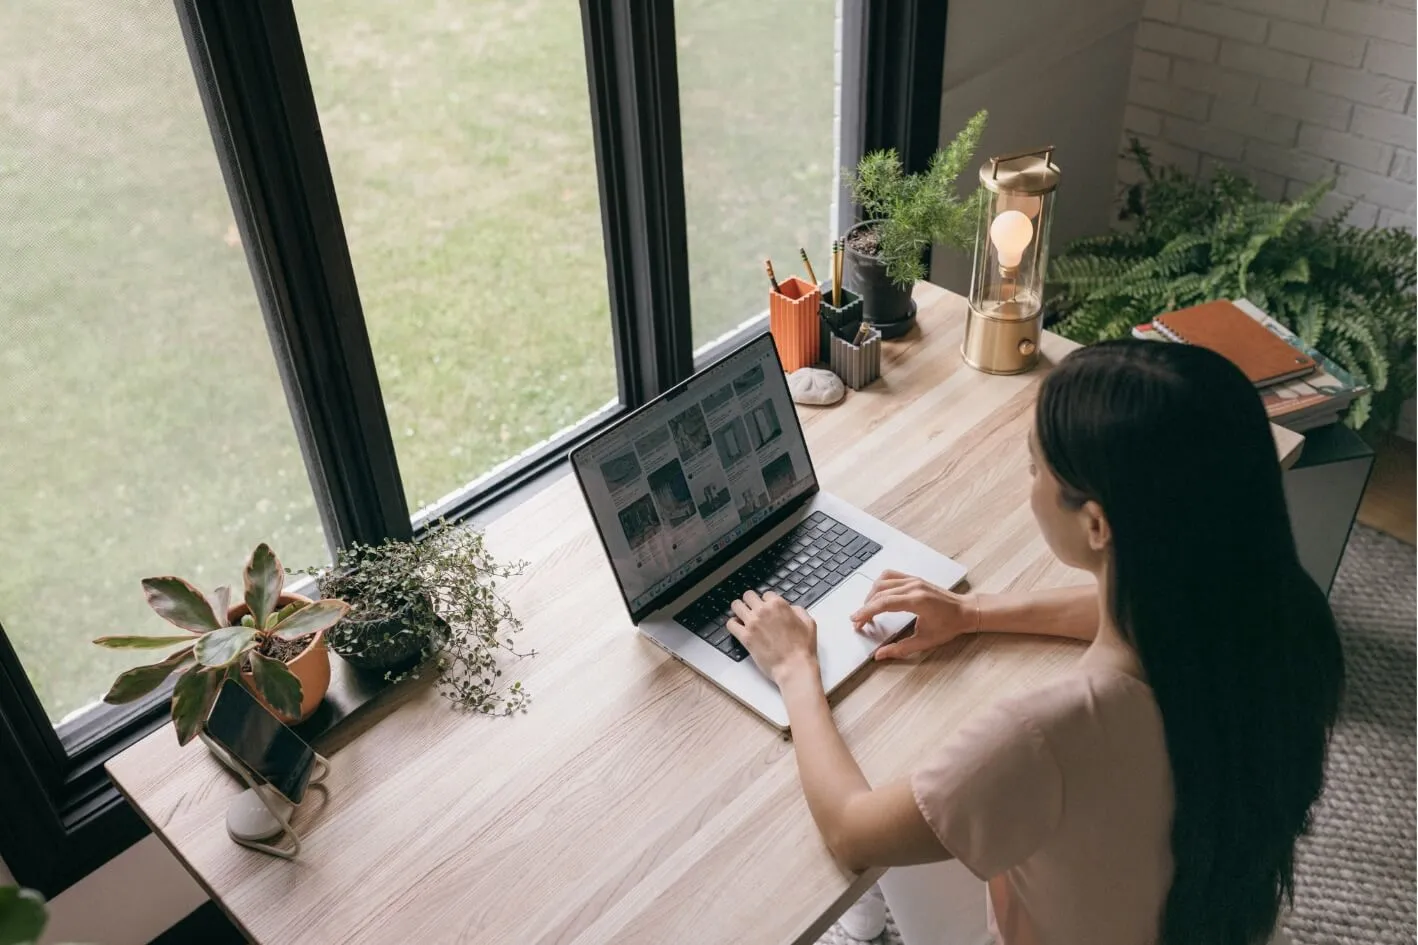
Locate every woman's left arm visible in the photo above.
<box><xmin>729</xmin><ymin>591</ymin><xmax>953</xmax><ymax>872</ymax></box>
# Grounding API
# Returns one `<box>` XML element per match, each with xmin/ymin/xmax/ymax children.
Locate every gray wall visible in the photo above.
<box><xmin>930</xmin><ymin>0</ymin><xmax>1148</xmax><ymax>293</ymax></box>
<box><xmin>2</xmin><ymin>843</ymin><xmax>206</xmax><ymax>945</ymax></box>
<box><xmin>1121</xmin><ymin>0</ymin><xmax>1416</xmax><ymax>231</ymax></box>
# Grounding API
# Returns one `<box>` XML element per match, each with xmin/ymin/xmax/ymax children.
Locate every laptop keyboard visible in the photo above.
<box><xmin>673</xmin><ymin>511</ymin><xmax>882</xmax><ymax>662</ymax></box>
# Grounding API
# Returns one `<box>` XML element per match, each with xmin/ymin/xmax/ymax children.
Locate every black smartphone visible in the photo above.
<box><xmin>203</xmin><ymin>680</ymin><xmax>316</xmax><ymax>804</ymax></box>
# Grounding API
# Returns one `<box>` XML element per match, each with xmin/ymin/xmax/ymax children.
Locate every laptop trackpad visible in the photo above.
<box><xmin>812</xmin><ymin>574</ymin><xmax>917</xmax><ymax>687</ymax></box>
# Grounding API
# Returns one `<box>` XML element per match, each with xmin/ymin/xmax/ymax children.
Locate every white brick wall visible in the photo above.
<box><xmin>1121</xmin><ymin>0</ymin><xmax>1417</xmax><ymax>231</ymax></box>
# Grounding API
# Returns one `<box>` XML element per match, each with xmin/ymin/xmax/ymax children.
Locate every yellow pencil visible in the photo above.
<box><xmin>832</xmin><ymin>240</ymin><xmax>842</xmax><ymax>308</ymax></box>
<box><xmin>799</xmin><ymin>248</ymin><xmax>817</xmax><ymax>287</ymax></box>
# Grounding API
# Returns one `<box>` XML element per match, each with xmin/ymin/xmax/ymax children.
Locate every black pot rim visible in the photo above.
<box><xmin>843</xmin><ymin>219</ymin><xmax>886</xmax><ymax>261</ymax></box>
<box><xmin>329</xmin><ymin>601</ymin><xmax>435</xmax><ymax>672</ymax></box>
<box><xmin>340</xmin><ymin>599</ymin><xmax>419</xmax><ymax>628</ymax></box>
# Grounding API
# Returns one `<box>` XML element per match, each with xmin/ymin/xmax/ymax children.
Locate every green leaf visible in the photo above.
<box><xmin>207</xmin><ymin>585</ymin><xmax>232</xmax><ymax>627</ymax></box>
<box><xmin>1278</xmin><ymin>256</ymin><xmax>1311</xmax><ymax>286</ymax></box>
<box><xmin>0</xmin><ymin>885</ymin><xmax>48</xmax><ymax>945</ymax></box>
<box><xmin>274</xmin><ymin>599</ymin><xmax>308</xmax><ymax>623</ymax></box>
<box><xmin>102</xmin><ymin>646</ymin><xmax>194</xmax><ymax>704</ymax></box>
<box><xmin>271</xmin><ymin>598</ymin><xmax>350</xmax><ymax>641</ymax></box>
<box><xmin>171</xmin><ymin>668</ymin><xmax>222</xmax><ymax>746</ymax></box>
<box><xmin>244</xmin><ymin>543</ymin><xmax>283</xmax><ymax>628</ymax></box>
<box><xmin>93</xmin><ymin>634</ymin><xmax>197</xmax><ymax>649</ymax></box>
<box><xmin>248</xmin><ymin>651</ymin><xmax>303</xmax><ymax>719</ymax></box>
<box><xmin>193</xmin><ymin>626</ymin><xmax>258</xmax><ymax>667</ymax></box>
<box><xmin>141</xmin><ymin>576</ymin><xmax>220</xmax><ymax>632</ymax></box>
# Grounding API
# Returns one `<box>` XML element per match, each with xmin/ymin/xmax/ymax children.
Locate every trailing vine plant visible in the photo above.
<box><xmin>301</xmin><ymin>519</ymin><xmax>533</xmax><ymax>715</ymax></box>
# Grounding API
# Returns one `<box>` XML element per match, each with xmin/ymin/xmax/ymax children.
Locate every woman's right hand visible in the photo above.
<box><xmin>850</xmin><ymin>570</ymin><xmax>981</xmax><ymax>661</ymax></box>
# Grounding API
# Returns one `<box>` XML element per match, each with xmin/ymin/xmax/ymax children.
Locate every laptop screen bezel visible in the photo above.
<box><xmin>570</xmin><ymin>331</ymin><xmax>821</xmax><ymax>624</ymax></box>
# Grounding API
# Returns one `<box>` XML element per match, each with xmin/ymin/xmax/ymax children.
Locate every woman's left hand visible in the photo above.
<box><xmin>727</xmin><ymin>590</ymin><xmax>819</xmax><ymax>685</ymax></box>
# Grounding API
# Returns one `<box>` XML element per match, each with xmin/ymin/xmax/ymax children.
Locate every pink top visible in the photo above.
<box><xmin>911</xmin><ymin>666</ymin><xmax>1174</xmax><ymax>945</ymax></box>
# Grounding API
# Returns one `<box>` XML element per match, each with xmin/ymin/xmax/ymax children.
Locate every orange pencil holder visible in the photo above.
<box><xmin>769</xmin><ymin>276</ymin><xmax>821</xmax><ymax>373</ymax></box>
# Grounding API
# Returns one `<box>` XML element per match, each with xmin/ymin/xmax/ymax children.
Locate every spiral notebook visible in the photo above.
<box><xmin>1152</xmin><ymin>300</ymin><xmax>1317</xmax><ymax>388</ymax></box>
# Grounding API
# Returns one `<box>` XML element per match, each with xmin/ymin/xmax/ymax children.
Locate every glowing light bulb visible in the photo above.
<box><xmin>989</xmin><ymin>210</ymin><xmax>1034</xmax><ymax>270</ymax></box>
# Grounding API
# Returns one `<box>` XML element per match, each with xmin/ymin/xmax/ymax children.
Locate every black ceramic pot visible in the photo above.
<box><xmin>328</xmin><ymin>602</ymin><xmax>433</xmax><ymax>674</ymax></box>
<box><xmin>843</xmin><ymin>220</ymin><xmax>918</xmax><ymax>339</ymax></box>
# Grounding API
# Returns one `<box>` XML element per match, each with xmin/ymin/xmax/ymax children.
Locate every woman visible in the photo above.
<box><xmin>726</xmin><ymin>340</ymin><xmax>1343</xmax><ymax>945</ymax></box>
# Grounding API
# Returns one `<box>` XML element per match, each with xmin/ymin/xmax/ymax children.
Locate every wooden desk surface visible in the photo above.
<box><xmin>107</xmin><ymin>284</ymin><xmax>1301</xmax><ymax>944</ymax></box>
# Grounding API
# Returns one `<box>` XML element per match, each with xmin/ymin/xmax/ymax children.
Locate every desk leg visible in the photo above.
<box><xmin>1283</xmin><ymin>425</ymin><xmax>1375</xmax><ymax>597</ymax></box>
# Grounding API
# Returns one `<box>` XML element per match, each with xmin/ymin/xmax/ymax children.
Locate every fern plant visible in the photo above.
<box><xmin>1051</xmin><ymin>140</ymin><xmax>1416</xmax><ymax>432</ymax></box>
<box><xmin>845</xmin><ymin>110</ymin><xmax>987</xmax><ymax>287</ymax></box>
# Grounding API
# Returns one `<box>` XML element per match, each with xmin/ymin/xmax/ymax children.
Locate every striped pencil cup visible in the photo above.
<box><xmin>769</xmin><ymin>276</ymin><xmax>821</xmax><ymax>373</ymax></box>
<box><xmin>829</xmin><ymin>326</ymin><xmax>882</xmax><ymax>390</ymax></box>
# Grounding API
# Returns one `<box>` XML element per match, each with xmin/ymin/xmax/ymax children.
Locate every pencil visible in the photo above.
<box><xmin>799</xmin><ymin>248</ymin><xmax>817</xmax><ymax>287</ymax></box>
<box><xmin>832</xmin><ymin>240</ymin><xmax>842</xmax><ymax>308</ymax></box>
<box><xmin>765</xmin><ymin>259</ymin><xmax>780</xmax><ymax>294</ymax></box>
<box><xmin>852</xmin><ymin>322</ymin><xmax>871</xmax><ymax>347</ymax></box>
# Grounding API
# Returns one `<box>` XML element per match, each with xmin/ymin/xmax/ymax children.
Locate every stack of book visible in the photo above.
<box><xmin>1132</xmin><ymin>299</ymin><xmax>1366</xmax><ymax>432</ymax></box>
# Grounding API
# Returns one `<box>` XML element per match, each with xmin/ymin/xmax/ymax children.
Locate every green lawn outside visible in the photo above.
<box><xmin>0</xmin><ymin>0</ymin><xmax>834</xmax><ymax>721</ymax></box>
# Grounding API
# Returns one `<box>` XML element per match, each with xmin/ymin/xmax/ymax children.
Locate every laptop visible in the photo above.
<box><xmin>571</xmin><ymin>333</ymin><xmax>966</xmax><ymax>729</ymax></box>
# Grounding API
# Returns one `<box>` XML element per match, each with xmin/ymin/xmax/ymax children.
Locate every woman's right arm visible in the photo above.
<box><xmin>851</xmin><ymin>571</ymin><xmax>1098</xmax><ymax>659</ymax></box>
<box><xmin>977</xmin><ymin>585</ymin><xmax>1099</xmax><ymax>642</ymax></box>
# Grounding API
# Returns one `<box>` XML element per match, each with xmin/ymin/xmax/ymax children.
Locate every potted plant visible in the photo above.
<box><xmin>1050</xmin><ymin>139</ymin><xmax>1417</xmax><ymax>433</ymax></box>
<box><xmin>308</xmin><ymin>539</ymin><xmax>443</xmax><ymax>676</ymax></box>
<box><xmin>0</xmin><ymin>885</ymin><xmax>46</xmax><ymax>945</ymax></box>
<box><xmin>93</xmin><ymin>543</ymin><xmax>349</xmax><ymax>744</ymax></box>
<box><xmin>299</xmin><ymin>519</ymin><xmax>533</xmax><ymax>714</ymax></box>
<box><xmin>842</xmin><ymin>109</ymin><xmax>987</xmax><ymax>336</ymax></box>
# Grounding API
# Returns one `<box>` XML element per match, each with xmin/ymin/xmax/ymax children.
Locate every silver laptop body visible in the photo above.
<box><xmin>571</xmin><ymin>333</ymin><xmax>966</xmax><ymax>729</ymax></box>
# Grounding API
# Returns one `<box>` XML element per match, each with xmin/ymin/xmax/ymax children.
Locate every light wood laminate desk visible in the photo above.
<box><xmin>107</xmin><ymin>284</ymin><xmax>1303</xmax><ymax>945</ymax></box>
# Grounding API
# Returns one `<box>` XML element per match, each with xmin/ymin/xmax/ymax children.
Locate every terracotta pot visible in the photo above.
<box><xmin>226</xmin><ymin>591</ymin><xmax>331</xmax><ymax>724</ymax></box>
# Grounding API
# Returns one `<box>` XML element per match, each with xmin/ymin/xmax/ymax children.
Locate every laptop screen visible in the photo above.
<box><xmin>572</xmin><ymin>334</ymin><xmax>817</xmax><ymax>618</ymax></box>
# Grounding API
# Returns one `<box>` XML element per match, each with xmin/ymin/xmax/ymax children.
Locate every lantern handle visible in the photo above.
<box><xmin>989</xmin><ymin>145</ymin><xmax>1058</xmax><ymax>180</ymax></box>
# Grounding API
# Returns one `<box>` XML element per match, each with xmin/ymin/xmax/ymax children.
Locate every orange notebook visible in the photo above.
<box><xmin>1152</xmin><ymin>300</ymin><xmax>1316</xmax><ymax>388</ymax></box>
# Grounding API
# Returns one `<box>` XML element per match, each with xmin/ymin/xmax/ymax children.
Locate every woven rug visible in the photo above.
<box><xmin>1284</xmin><ymin>525</ymin><xmax>1416</xmax><ymax>945</ymax></box>
<box><xmin>819</xmin><ymin>524</ymin><xmax>1416</xmax><ymax>945</ymax></box>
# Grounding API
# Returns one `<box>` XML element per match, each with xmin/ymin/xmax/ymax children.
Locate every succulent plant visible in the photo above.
<box><xmin>93</xmin><ymin>543</ymin><xmax>349</xmax><ymax>745</ymax></box>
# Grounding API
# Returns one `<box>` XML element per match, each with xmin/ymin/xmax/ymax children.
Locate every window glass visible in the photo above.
<box><xmin>297</xmin><ymin>0</ymin><xmax>618</xmax><ymax>512</ymax></box>
<box><xmin>677</xmin><ymin>0</ymin><xmax>839</xmax><ymax>348</ymax></box>
<box><xmin>0</xmin><ymin>0</ymin><xmax>329</xmax><ymax>725</ymax></box>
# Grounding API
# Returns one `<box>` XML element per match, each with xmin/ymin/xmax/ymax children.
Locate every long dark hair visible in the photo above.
<box><xmin>1036</xmin><ymin>340</ymin><xmax>1343</xmax><ymax>945</ymax></box>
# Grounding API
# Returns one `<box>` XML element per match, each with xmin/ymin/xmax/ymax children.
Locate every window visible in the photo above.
<box><xmin>296</xmin><ymin>1</ymin><xmax>618</xmax><ymax>511</ymax></box>
<box><xmin>0</xmin><ymin>1</ymin><xmax>328</xmax><ymax>728</ymax></box>
<box><xmin>677</xmin><ymin>0</ymin><xmax>840</xmax><ymax>348</ymax></box>
<box><xmin>0</xmin><ymin>0</ymin><xmax>942</xmax><ymax>902</ymax></box>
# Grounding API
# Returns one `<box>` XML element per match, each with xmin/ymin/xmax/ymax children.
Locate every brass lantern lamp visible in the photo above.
<box><xmin>961</xmin><ymin>147</ymin><xmax>1061</xmax><ymax>375</ymax></box>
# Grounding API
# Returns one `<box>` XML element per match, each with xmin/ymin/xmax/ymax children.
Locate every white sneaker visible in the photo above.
<box><xmin>838</xmin><ymin>885</ymin><xmax>887</xmax><ymax>942</ymax></box>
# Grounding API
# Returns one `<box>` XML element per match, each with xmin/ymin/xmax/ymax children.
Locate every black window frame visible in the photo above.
<box><xmin>0</xmin><ymin>0</ymin><xmax>946</xmax><ymax>902</ymax></box>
